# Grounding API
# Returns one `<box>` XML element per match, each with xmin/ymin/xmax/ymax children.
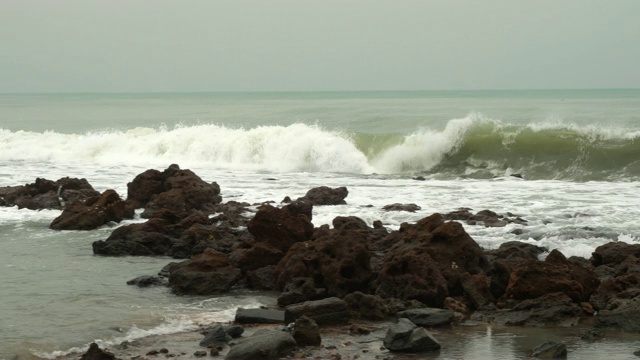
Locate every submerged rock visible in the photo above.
<box><xmin>530</xmin><ymin>340</ymin><xmax>567</xmax><ymax>359</ymax></box>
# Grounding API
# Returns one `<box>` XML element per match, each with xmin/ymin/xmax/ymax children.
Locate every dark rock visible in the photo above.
<box><xmin>225</xmin><ymin>329</ymin><xmax>296</xmax><ymax>360</ymax></box>
<box><xmin>284</xmin><ymin>297</ymin><xmax>349</xmax><ymax>325</ymax></box>
<box><xmin>246</xmin><ymin>203</ymin><xmax>313</xmax><ymax>253</ymax></box>
<box><xmin>51</xmin><ymin>189</ymin><xmax>133</xmax><ymax>230</ymax></box>
<box><xmin>506</xmin><ymin>249</ymin><xmax>600</xmax><ymax>303</ymax></box>
<box><xmin>383</xmin><ymin>318</ymin><xmax>441</xmax><ymax>353</ymax></box>
<box><xmin>590</xmin><ymin>273</ymin><xmax>640</xmax><ymax>310</ymax></box>
<box><xmin>344</xmin><ymin>291</ymin><xmax>389</xmax><ymax>320</ymax></box>
<box><xmin>274</xmin><ymin>221</ymin><xmax>372</xmax><ymax>298</ymax></box>
<box><xmin>382</xmin><ymin>203</ymin><xmax>421</xmax><ymax>212</ymax></box>
<box><xmin>376</xmin><ymin>214</ymin><xmax>487</xmax><ymax>307</ymax></box>
<box><xmin>235</xmin><ymin>308</ymin><xmax>285</xmax><ymax>324</ymax></box>
<box><xmin>292</xmin><ymin>315</ymin><xmax>321</xmax><ymax>346</ymax></box>
<box><xmin>168</xmin><ymin>248</ymin><xmax>241</xmax><ymax>295</ymax></box>
<box><xmin>80</xmin><ymin>343</ymin><xmax>116</xmax><ymax>360</ymax></box>
<box><xmin>223</xmin><ymin>325</ymin><xmax>244</xmax><ymax>338</ymax></box>
<box><xmin>200</xmin><ymin>325</ymin><xmax>232</xmax><ymax>348</ymax></box>
<box><xmin>471</xmin><ymin>292</ymin><xmax>582</xmax><ymax>327</ymax></box>
<box><xmin>595</xmin><ymin>296</ymin><xmax>640</xmax><ymax>332</ymax></box>
<box><xmin>579</xmin><ymin>328</ymin><xmax>603</xmax><ymax>342</ymax></box>
<box><xmin>193</xmin><ymin>350</ymin><xmax>207</xmax><ymax>357</ymax></box>
<box><xmin>126</xmin><ymin>275</ymin><xmax>166</xmax><ymax>287</ymax></box>
<box><xmin>92</xmin><ymin>210</ymin><xmax>183</xmax><ymax>256</ymax></box>
<box><xmin>297</xmin><ymin>186</ymin><xmax>348</xmax><ymax>205</ymax></box>
<box><xmin>396</xmin><ymin>308</ymin><xmax>454</xmax><ymax>327</ymax></box>
<box><xmin>592</xmin><ymin>242</ymin><xmax>640</xmax><ymax>268</ymax></box>
<box><xmin>246</xmin><ymin>265</ymin><xmax>277</xmax><ymax>291</ymax></box>
<box><xmin>126</xmin><ymin>165</ymin><xmax>222</xmax><ymax>217</ymax></box>
<box><xmin>0</xmin><ymin>177</ymin><xmax>99</xmax><ymax>210</ymax></box>
<box><xmin>461</xmin><ymin>272</ymin><xmax>494</xmax><ymax>309</ymax></box>
<box><xmin>277</xmin><ymin>277</ymin><xmax>324</xmax><ymax>307</ymax></box>
<box><xmin>487</xmin><ymin>241</ymin><xmax>546</xmax><ymax>261</ymax></box>
<box><xmin>412</xmin><ymin>176</ymin><xmax>426</xmax><ymax>181</ymax></box>
<box><xmin>530</xmin><ymin>341</ymin><xmax>567</xmax><ymax>359</ymax></box>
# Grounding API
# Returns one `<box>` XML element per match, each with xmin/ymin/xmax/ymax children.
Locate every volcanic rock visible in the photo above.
<box><xmin>506</xmin><ymin>249</ymin><xmax>600</xmax><ymax>303</ymax></box>
<box><xmin>383</xmin><ymin>318</ymin><xmax>441</xmax><ymax>353</ymax></box>
<box><xmin>50</xmin><ymin>189</ymin><xmax>133</xmax><ymax>230</ymax></box>
<box><xmin>168</xmin><ymin>248</ymin><xmax>241</xmax><ymax>295</ymax></box>
<box><xmin>297</xmin><ymin>186</ymin><xmax>348</xmax><ymax>205</ymax></box>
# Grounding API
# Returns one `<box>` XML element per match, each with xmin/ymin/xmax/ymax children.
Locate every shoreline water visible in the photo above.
<box><xmin>51</xmin><ymin>316</ymin><xmax>640</xmax><ymax>360</ymax></box>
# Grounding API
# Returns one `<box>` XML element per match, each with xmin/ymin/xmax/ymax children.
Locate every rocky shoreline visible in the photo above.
<box><xmin>2</xmin><ymin>164</ymin><xmax>640</xmax><ymax>359</ymax></box>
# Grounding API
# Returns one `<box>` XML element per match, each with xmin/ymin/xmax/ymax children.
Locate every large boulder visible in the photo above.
<box><xmin>168</xmin><ymin>248</ymin><xmax>241</xmax><ymax>295</ymax></box>
<box><xmin>50</xmin><ymin>189</ymin><xmax>133</xmax><ymax>230</ymax></box>
<box><xmin>297</xmin><ymin>186</ymin><xmax>348</xmax><ymax>205</ymax></box>
<box><xmin>591</xmin><ymin>242</ymin><xmax>640</xmax><ymax>268</ymax></box>
<box><xmin>506</xmin><ymin>249</ymin><xmax>600</xmax><ymax>303</ymax></box>
<box><xmin>126</xmin><ymin>164</ymin><xmax>222</xmax><ymax>217</ymax></box>
<box><xmin>0</xmin><ymin>177</ymin><xmax>99</xmax><ymax>210</ymax></box>
<box><xmin>274</xmin><ymin>219</ymin><xmax>372</xmax><ymax>298</ymax></box>
<box><xmin>376</xmin><ymin>214</ymin><xmax>487</xmax><ymax>306</ymax></box>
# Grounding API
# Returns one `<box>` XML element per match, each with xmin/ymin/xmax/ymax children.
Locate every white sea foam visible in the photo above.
<box><xmin>371</xmin><ymin>115</ymin><xmax>476</xmax><ymax>173</ymax></box>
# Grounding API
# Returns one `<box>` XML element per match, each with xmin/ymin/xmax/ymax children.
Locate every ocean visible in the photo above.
<box><xmin>1</xmin><ymin>90</ymin><xmax>640</xmax><ymax>359</ymax></box>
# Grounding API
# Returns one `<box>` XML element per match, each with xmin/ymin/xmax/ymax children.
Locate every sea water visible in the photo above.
<box><xmin>1</xmin><ymin>90</ymin><xmax>640</xmax><ymax>359</ymax></box>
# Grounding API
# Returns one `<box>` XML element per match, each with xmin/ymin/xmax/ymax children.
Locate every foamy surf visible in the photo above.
<box><xmin>2</xmin><ymin>114</ymin><xmax>640</xmax><ymax>180</ymax></box>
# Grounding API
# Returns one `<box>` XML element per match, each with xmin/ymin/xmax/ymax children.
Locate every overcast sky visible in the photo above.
<box><xmin>2</xmin><ymin>0</ymin><xmax>639</xmax><ymax>93</ymax></box>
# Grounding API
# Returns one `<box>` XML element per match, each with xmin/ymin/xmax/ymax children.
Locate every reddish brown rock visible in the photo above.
<box><xmin>461</xmin><ymin>272</ymin><xmax>494</xmax><ymax>309</ymax></box>
<box><xmin>50</xmin><ymin>189</ymin><xmax>133</xmax><ymax>230</ymax></box>
<box><xmin>0</xmin><ymin>177</ymin><xmax>98</xmax><ymax>210</ymax></box>
<box><xmin>506</xmin><ymin>249</ymin><xmax>600</xmax><ymax>303</ymax></box>
<box><xmin>126</xmin><ymin>164</ymin><xmax>222</xmax><ymax>217</ymax></box>
<box><xmin>297</xmin><ymin>186</ymin><xmax>348</xmax><ymax>205</ymax></box>
<box><xmin>590</xmin><ymin>273</ymin><xmax>640</xmax><ymax>310</ymax></box>
<box><xmin>168</xmin><ymin>248</ymin><xmax>241</xmax><ymax>295</ymax></box>
<box><xmin>247</xmin><ymin>203</ymin><xmax>314</xmax><ymax>253</ymax></box>
<box><xmin>375</xmin><ymin>214</ymin><xmax>488</xmax><ymax>305</ymax></box>
<box><xmin>591</xmin><ymin>241</ymin><xmax>640</xmax><ymax>268</ymax></box>
<box><xmin>274</xmin><ymin>220</ymin><xmax>372</xmax><ymax>298</ymax></box>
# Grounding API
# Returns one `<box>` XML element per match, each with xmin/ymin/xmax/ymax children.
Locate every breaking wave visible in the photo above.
<box><xmin>2</xmin><ymin>114</ymin><xmax>639</xmax><ymax>181</ymax></box>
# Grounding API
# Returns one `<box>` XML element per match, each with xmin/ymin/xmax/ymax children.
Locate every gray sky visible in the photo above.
<box><xmin>2</xmin><ymin>0</ymin><xmax>639</xmax><ymax>93</ymax></box>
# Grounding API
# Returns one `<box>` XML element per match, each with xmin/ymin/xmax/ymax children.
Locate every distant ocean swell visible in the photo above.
<box><xmin>2</xmin><ymin>114</ymin><xmax>639</xmax><ymax>181</ymax></box>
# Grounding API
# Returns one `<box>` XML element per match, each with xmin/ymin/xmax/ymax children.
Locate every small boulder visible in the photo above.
<box><xmin>225</xmin><ymin>329</ymin><xmax>296</xmax><ymax>360</ymax></box>
<box><xmin>383</xmin><ymin>318</ymin><xmax>441</xmax><ymax>353</ymax></box>
<box><xmin>382</xmin><ymin>203</ymin><xmax>421</xmax><ymax>212</ymax></box>
<box><xmin>292</xmin><ymin>315</ymin><xmax>321</xmax><ymax>346</ymax></box>
<box><xmin>297</xmin><ymin>186</ymin><xmax>348</xmax><ymax>205</ymax></box>
<box><xmin>200</xmin><ymin>325</ymin><xmax>232</xmax><ymax>348</ymax></box>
